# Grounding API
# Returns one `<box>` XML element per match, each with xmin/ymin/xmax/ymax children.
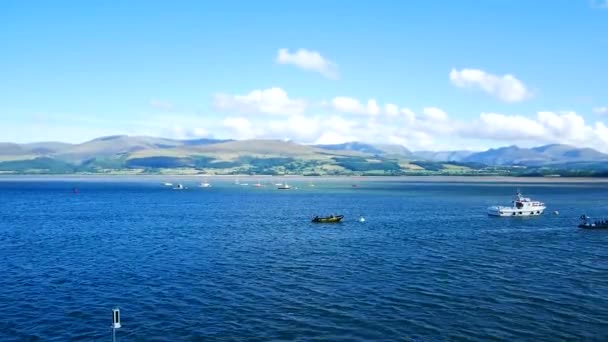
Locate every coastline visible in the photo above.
<box><xmin>2</xmin><ymin>174</ymin><xmax>608</xmax><ymax>183</ymax></box>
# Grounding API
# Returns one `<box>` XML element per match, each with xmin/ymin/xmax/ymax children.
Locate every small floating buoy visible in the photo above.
<box><xmin>359</xmin><ymin>216</ymin><xmax>366</xmax><ymax>223</ymax></box>
<box><xmin>554</xmin><ymin>211</ymin><xmax>559</xmax><ymax>215</ymax></box>
<box><xmin>112</xmin><ymin>306</ymin><xmax>121</xmax><ymax>342</ymax></box>
<box><xmin>112</xmin><ymin>307</ymin><xmax>121</xmax><ymax>329</ymax></box>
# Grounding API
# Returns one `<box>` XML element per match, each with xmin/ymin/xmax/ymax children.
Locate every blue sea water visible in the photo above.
<box><xmin>1</xmin><ymin>178</ymin><xmax>608</xmax><ymax>341</ymax></box>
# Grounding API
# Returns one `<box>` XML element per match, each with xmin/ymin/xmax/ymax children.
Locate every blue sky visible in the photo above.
<box><xmin>1</xmin><ymin>0</ymin><xmax>607</xmax><ymax>151</ymax></box>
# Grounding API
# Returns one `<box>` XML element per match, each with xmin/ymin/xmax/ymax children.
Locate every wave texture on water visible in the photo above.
<box><xmin>1</xmin><ymin>180</ymin><xmax>608</xmax><ymax>341</ymax></box>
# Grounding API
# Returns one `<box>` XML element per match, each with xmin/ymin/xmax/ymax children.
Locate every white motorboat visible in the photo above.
<box><xmin>277</xmin><ymin>183</ymin><xmax>291</xmax><ymax>190</ymax></box>
<box><xmin>173</xmin><ymin>184</ymin><xmax>187</xmax><ymax>190</ymax></box>
<box><xmin>199</xmin><ymin>178</ymin><xmax>212</xmax><ymax>188</ymax></box>
<box><xmin>488</xmin><ymin>190</ymin><xmax>545</xmax><ymax>217</ymax></box>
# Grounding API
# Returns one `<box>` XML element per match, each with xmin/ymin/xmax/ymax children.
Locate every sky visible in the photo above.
<box><xmin>1</xmin><ymin>0</ymin><xmax>608</xmax><ymax>151</ymax></box>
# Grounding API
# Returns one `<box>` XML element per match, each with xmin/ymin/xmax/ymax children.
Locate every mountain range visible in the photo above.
<box><xmin>1</xmin><ymin>135</ymin><xmax>607</xmax><ymax>176</ymax></box>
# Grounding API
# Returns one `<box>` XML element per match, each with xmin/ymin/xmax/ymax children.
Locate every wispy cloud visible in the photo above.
<box><xmin>276</xmin><ymin>48</ymin><xmax>339</xmax><ymax>79</ymax></box>
<box><xmin>149</xmin><ymin>99</ymin><xmax>174</xmax><ymax>111</ymax></box>
<box><xmin>450</xmin><ymin>68</ymin><xmax>533</xmax><ymax>103</ymax></box>
<box><xmin>593</xmin><ymin>106</ymin><xmax>608</xmax><ymax>115</ymax></box>
<box><xmin>590</xmin><ymin>0</ymin><xmax>608</xmax><ymax>9</ymax></box>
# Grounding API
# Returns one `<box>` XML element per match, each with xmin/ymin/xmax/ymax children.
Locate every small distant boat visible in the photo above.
<box><xmin>487</xmin><ymin>190</ymin><xmax>545</xmax><ymax>217</ymax></box>
<box><xmin>173</xmin><ymin>184</ymin><xmax>186</xmax><ymax>190</ymax></box>
<box><xmin>312</xmin><ymin>215</ymin><xmax>344</xmax><ymax>223</ymax></box>
<box><xmin>275</xmin><ymin>183</ymin><xmax>283</xmax><ymax>186</ymax></box>
<box><xmin>579</xmin><ymin>215</ymin><xmax>608</xmax><ymax>229</ymax></box>
<box><xmin>162</xmin><ymin>182</ymin><xmax>173</xmax><ymax>186</ymax></box>
<box><xmin>254</xmin><ymin>181</ymin><xmax>264</xmax><ymax>188</ymax></box>
<box><xmin>278</xmin><ymin>183</ymin><xmax>291</xmax><ymax>190</ymax></box>
<box><xmin>199</xmin><ymin>182</ymin><xmax>212</xmax><ymax>188</ymax></box>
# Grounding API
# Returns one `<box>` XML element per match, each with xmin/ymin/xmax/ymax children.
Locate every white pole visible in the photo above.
<box><xmin>112</xmin><ymin>307</ymin><xmax>121</xmax><ymax>342</ymax></box>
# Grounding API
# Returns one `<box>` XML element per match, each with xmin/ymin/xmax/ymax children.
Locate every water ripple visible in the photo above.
<box><xmin>1</xmin><ymin>180</ymin><xmax>608</xmax><ymax>340</ymax></box>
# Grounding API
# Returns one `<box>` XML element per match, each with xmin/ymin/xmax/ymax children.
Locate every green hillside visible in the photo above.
<box><xmin>1</xmin><ymin>136</ymin><xmax>608</xmax><ymax>176</ymax></box>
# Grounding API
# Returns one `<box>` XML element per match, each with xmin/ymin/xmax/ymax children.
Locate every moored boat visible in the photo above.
<box><xmin>173</xmin><ymin>184</ymin><xmax>186</xmax><ymax>190</ymax></box>
<box><xmin>578</xmin><ymin>215</ymin><xmax>608</xmax><ymax>229</ymax></box>
<box><xmin>487</xmin><ymin>190</ymin><xmax>545</xmax><ymax>217</ymax></box>
<box><xmin>312</xmin><ymin>215</ymin><xmax>344</xmax><ymax>223</ymax></box>
<box><xmin>278</xmin><ymin>183</ymin><xmax>291</xmax><ymax>190</ymax></box>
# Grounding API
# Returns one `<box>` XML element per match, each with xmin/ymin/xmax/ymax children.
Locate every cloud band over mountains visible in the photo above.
<box><xmin>208</xmin><ymin>86</ymin><xmax>608</xmax><ymax>152</ymax></box>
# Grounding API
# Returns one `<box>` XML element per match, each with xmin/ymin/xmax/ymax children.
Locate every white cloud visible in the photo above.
<box><xmin>331</xmin><ymin>96</ymin><xmax>364</xmax><ymax>113</ymax></box>
<box><xmin>330</xmin><ymin>97</ymin><xmax>419</xmax><ymax>122</ymax></box>
<box><xmin>222</xmin><ymin>117</ymin><xmax>255</xmax><ymax>139</ymax></box>
<box><xmin>213</xmin><ymin>87</ymin><xmax>306</xmax><ymax>115</ymax></box>
<box><xmin>423</xmin><ymin>107</ymin><xmax>448</xmax><ymax>121</ymax></box>
<box><xmin>168</xmin><ymin>126</ymin><xmax>209</xmax><ymax>139</ymax></box>
<box><xmin>450</xmin><ymin>68</ymin><xmax>532</xmax><ymax>103</ymax></box>
<box><xmin>384</xmin><ymin>104</ymin><xmax>399</xmax><ymax>116</ymax></box>
<box><xmin>315</xmin><ymin>131</ymin><xmax>358</xmax><ymax>145</ymax></box>
<box><xmin>537</xmin><ymin>111</ymin><xmax>590</xmax><ymax>142</ymax></box>
<box><xmin>460</xmin><ymin>111</ymin><xmax>608</xmax><ymax>152</ymax></box>
<box><xmin>325</xmin><ymin>100</ymin><xmax>608</xmax><ymax>151</ymax></box>
<box><xmin>266</xmin><ymin>115</ymin><xmax>322</xmax><ymax>142</ymax></box>
<box><xmin>36</xmin><ymin>86</ymin><xmax>608</xmax><ymax>152</ymax></box>
<box><xmin>400</xmin><ymin>108</ymin><xmax>416</xmax><ymax>124</ymax></box>
<box><xmin>367</xmin><ymin>99</ymin><xmax>380</xmax><ymax>116</ymax></box>
<box><xmin>463</xmin><ymin>112</ymin><xmax>546</xmax><ymax>141</ymax></box>
<box><xmin>19</xmin><ymin>102</ymin><xmax>608</xmax><ymax>153</ymax></box>
<box><xmin>276</xmin><ymin>48</ymin><xmax>338</xmax><ymax>79</ymax></box>
<box><xmin>330</xmin><ymin>96</ymin><xmax>381</xmax><ymax>116</ymax></box>
<box><xmin>593</xmin><ymin>106</ymin><xmax>608</xmax><ymax>115</ymax></box>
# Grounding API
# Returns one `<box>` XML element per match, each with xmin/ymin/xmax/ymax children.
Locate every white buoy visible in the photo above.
<box><xmin>359</xmin><ymin>216</ymin><xmax>366</xmax><ymax>223</ymax></box>
<box><xmin>112</xmin><ymin>307</ymin><xmax>121</xmax><ymax>342</ymax></box>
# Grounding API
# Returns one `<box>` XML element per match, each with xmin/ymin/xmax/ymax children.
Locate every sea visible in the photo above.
<box><xmin>1</xmin><ymin>177</ymin><xmax>607</xmax><ymax>341</ymax></box>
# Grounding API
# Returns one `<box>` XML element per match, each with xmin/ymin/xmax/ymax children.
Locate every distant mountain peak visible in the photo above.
<box><xmin>1</xmin><ymin>136</ymin><xmax>607</xmax><ymax>172</ymax></box>
<box><xmin>315</xmin><ymin>141</ymin><xmax>411</xmax><ymax>156</ymax></box>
